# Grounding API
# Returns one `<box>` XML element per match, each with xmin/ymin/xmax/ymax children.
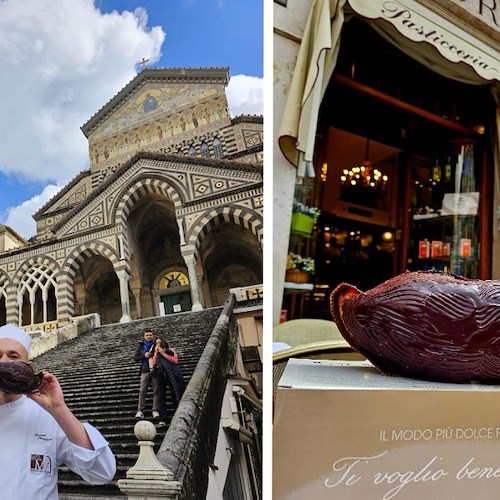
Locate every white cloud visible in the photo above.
<box><xmin>3</xmin><ymin>184</ymin><xmax>63</xmax><ymax>239</ymax></box>
<box><xmin>0</xmin><ymin>1</ymin><xmax>263</xmax><ymax>238</ymax></box>
<box><xmin>0</xmin><ymin>0</ymin><xmax>165</xmax><ymax>184</ymax></box>
<box><xmin>226</xmin><ymin>74</ymin><xmax>263</xmax><ymax>117</ymax></box>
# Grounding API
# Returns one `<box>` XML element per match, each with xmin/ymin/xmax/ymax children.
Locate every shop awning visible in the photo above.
<box><xmin>349</xmin><ymin>0</ymin><xmax>500</xmax><ymax>82</ymax></box>
<box><xmin>278</xmin><ymin>0</ymin><xmax>500</xmax><ymax>176</ymax></box>
<box><xmin>278</xmin><ymin>0</ymin><xmax>348</xmax><ymax>178</ymax></box>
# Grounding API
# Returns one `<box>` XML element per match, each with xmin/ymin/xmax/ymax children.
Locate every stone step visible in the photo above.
<box><xmin>71</xmin><ymin>405</ymin><xmax>178</xmax><ymax>421</ymax></box>
<box><xmin>65</xmin><ymin>399</ymin><xmax>144</xmax><ymax>413</ymax></box>
<box><xmin>27</xmin><ymin>308</ymin><xmax>224</xmax><ymax>497</ymax></box>
<box><xmin>98</xmin><ymin>431</ymin><xmax>166</xmax><ymax>443</ymax></box>
<box><xmin>80</xmin><ymin>422</ymin><xmax>167</xmax><ymax>437</ymax></box>
<box><xmin>58</xmin><ymin>480</ymin><xmax>124</xmax><ymax>498</ymax></box>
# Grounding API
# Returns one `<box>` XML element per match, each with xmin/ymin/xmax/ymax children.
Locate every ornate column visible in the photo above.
<box><xmin>132</xmin><ymin>288</ymin><xmax>142</xmax><ymax>319</ymax></box>
<box><xmin>116</xmin><ymin>268</ymin><xmax>132</xmax><ymax>323</ymax></box>
<box><xmin>42</xmin><ymin>288</ymin><xmax>48</xmax><ymax>324</ymax></box>
<box><xmin>177</xmin><ymin>219</ymin><xmax>186</xmax><ymax>245</ymax></box>
<box><xmin>29</xmin><ymin>291</ymin><xmax>35</xmax><ymax>326</ymax></box>
<box><xmin>78</xmin><ymin>300</ymin><xmax>86</xmax><ymax>316</ymax></box>
<box><xmin>16</xmin><ymin>290</ymin><xmax>24</xmax><ymax>327</ymax></box>
<box><xmin>195</xmin><ymin>259</ymin><xmax>206</xmax><ymax>308</ymax></box>
<box><xmin>181</xmin><ymin>250</ymin><xmax>203</xmax><ymax>311</ymax></box>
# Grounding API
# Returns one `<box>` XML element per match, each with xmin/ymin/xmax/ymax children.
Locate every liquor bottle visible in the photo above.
<box><xmin>432</xmin><ymin>160</ymin><xmax>441</xmax><ymax>182</ymax></box>
<box><xmin>443</xmin><ymin>157</ymin><xmax>452</xmax><ymax>182</ymax></box>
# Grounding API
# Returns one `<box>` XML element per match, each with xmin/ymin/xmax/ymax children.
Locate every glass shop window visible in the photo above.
<box><xmin>408</xmin><ymin>142</ymin><xmax>481</xmax><ymax>278</ymax></box>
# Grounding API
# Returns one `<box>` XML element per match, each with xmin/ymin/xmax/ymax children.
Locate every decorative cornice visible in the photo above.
<box><xmin>182</xmin><ymin>182</ymin><xmax>263</xmax><ymax>209</ymax></box>
<box><xmin>81</xmin><ymin>67</ymin><xmax>231</xmax><ymax>138</ymax></box>
<box><xmin>0</xmin><ymin>224</ymin><xmax>120</xmax><ymax>262</ymax></box>
<box><xmin>49</xmin><ymin>151</ymin><xmax>262</xmax><ymax>234</ymax></box>
<box><xmin>224</xmin><ymin>144</ymin><xmax>263</xmax><ymax>161</ymax></box>
<box><xmin>231</xmin><ymin>115</ymin><xmax>263</xmax><ymax>125</ymax></box>
<box><xmin>33</xmin><ymin>169</ymin><xmax>91</xmax><ymax>220</ymax></box>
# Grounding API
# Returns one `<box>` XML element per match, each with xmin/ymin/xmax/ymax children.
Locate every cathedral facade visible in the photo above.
<box><xmin>0</xmin><ymin>67</ymin><xmax>263</xmax><ymax>330</ymax></box>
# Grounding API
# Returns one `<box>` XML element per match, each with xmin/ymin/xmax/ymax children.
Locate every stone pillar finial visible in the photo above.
<box><xmin>117</xmin><ymin>420</ymin><xmax>182</xmax><ymax>499</ymax></box>
<box><xmin>127</xmin><ymin>421</ymin><xmax>172</xmax><ymax>479</ymax></box>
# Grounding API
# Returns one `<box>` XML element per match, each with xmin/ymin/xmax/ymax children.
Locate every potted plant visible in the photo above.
<box><xmin>291</xmin><ymin>200</ymin><xmax>321</xmax><ymax>236</ymax></box>
<box><xmin>285</xmin><ymin>252</ymin><xmax>315</xmax><ymax>283</ymax></box>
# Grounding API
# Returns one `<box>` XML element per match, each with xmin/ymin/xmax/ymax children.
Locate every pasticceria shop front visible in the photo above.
<box><xmin>274</xmin><ymin>0</ymin><xmax>500</xmax><ymax>323</ymax></box>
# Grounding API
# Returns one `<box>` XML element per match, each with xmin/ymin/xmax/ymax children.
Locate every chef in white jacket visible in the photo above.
<box><xmin>0</xmin><ymin>324</ymin><xmax>116</xmax><ymax>499</ymax></box>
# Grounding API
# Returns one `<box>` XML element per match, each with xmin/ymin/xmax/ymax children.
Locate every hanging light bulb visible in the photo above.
<box><xmin>340</xmin><ymin>138</ymin><xmax>389</xmax><ymax>197</ymax></box>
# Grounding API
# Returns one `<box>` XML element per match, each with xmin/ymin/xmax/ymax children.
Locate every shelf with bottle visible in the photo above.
<box><xmin>410</xmin><ymin>233</ymin><xmax>477</xmax><ymax>276</ymax></box>
<box><xmin>413</xmin><ymin>143</ymin><xmax>479</xmax><ymax>208</ymax></box>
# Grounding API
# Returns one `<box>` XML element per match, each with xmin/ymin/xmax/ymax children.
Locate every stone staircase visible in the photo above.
<box><xmin>30</xmin><ymin>308</ymin><xmax>224</xmax><ymax>498</ymax></box>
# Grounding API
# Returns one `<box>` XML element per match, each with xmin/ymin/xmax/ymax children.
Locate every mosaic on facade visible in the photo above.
<box><xmin>0</xmin><ymin>67</ymin><xmax>263</xmax><ymax>332</ymax></box>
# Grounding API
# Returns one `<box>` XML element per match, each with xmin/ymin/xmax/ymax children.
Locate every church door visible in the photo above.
<box><xmin>161</xmin><ymin>291</ymin><xmax>192</xmax><ymax>314</ymax></box>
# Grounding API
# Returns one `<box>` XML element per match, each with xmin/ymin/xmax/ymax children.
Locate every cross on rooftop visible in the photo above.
<box><xmin>138</xmin><ymin>57</ymin><xmax>149</xmax><ymax>71</ymax></box>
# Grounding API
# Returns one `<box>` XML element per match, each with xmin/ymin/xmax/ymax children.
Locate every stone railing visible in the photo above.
<box><xmin>119</xmin><ymin>294</ymin><xmax>238</xmax><ymax>499</ymax></box>
<box><xmin>23</xmin><ymin>320</ymin><xmax>59</xmax><ymax>333</ymax></box>
<box><xmin>29</xmin><ymin>314</ymin><xmax>101</xmax><ymax>359</ymax></box>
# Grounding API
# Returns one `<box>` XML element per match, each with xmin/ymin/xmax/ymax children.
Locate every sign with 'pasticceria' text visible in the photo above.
<box><xmin>348</xmin><ymin>0</ymin><xmax>499</xmax><ymax>81</ymax></box>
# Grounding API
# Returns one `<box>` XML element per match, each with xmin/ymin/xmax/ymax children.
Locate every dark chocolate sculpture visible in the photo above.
<box><xmin>330</xmin><ymin>271</ymin><xmax>500</xmax><ymax>383</ymax></box>
<box><xmin>0</xmin><ymin>361</ymin><xmax>43</xmax><ymax>393</ymax></box>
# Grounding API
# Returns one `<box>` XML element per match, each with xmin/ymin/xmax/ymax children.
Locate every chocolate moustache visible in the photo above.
<box><xmin>0</xmin><ymin>361</ymin><xmax>43</xmax><ymax>394</ymax></box>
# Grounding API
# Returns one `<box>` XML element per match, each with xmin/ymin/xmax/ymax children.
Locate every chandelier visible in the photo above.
<box><xmin>340</xmin><ymin>139</ymin><xmax>389</xmax><ymax>198</ymax></box>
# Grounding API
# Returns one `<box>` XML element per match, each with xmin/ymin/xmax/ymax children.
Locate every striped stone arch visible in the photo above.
<box><xmin>188</xmin><ymin>205</ymin><xmax>263</xmax><ymax>253</ymax></box>
<box><xmin>63</xmin><ymin>241</ymin><xmax>121</xmax><ymax>280</ymax></box>
<box><xmin>0</xmin><ymin>270</ymin><xmax>10</xmax><ymax>300</ymax></box>
<box><xmin>59</xmin><ymin>241</ymin><xmax>121</xmax><ymax>324</ymax></box>
<box><xmin>112</xmin><ymin>175</ymin><xmax>184</xmax><ymax>226</ymax></box>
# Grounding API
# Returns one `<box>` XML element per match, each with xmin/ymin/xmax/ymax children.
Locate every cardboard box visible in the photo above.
<box><xmin>274</xmin><ymin>359</ymin><xmax>500</xmax><ymax>499</ymax></box>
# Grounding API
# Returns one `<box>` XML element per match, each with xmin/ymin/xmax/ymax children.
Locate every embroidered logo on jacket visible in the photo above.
<box><xmin>30</xmin><ymin>454</ymin><xmax>52</xmax><ymax>474</ymax></box>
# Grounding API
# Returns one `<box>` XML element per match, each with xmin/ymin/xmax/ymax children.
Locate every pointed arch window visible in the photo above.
<box><xmin>189</xmin><ymin>145</ymin><xmax>196</xmax><ymax>155</ymax></box>
<box><xmin>18</xmin><ymin>264</ymin><xmax>58</xmax><ymax>326</ymax></box>
<box><xmin>213</xmin><ymin>137</ymin><xmax>223</xmax><ymax>158</ymax></box>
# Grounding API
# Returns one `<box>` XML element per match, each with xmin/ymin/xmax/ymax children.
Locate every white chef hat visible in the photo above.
<box><xmin>0</xmin><ymin>324</ymin><xmax>31</xmax><ymax>355</ymax></box>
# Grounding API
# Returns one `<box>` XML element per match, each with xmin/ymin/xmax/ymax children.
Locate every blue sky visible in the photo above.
<box><xmin>98</xmin><ymin>0</ymin><xmax>263</xmax><ymax>76</ymax></box>
<box><xmin>0</xmin><ymin>0</ymin><xmax>263</xmax><ymax>238</ymax></box>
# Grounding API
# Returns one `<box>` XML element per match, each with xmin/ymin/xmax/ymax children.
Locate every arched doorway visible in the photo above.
<box><xmin>199</xmin><ymin>223</ymin><xmax>262</xmax><ymax>307</ymax></box>
<box><xmin>156</xmin><ymin>270</ymin><xmax>192</xmax><ymax>315</ymax></box>
<box><xmin>73</xmin><ymin>255</ymin><xmax>127</xmax><ymax>325</ymax></box>
<box><xmin>125</xmin><ymin>192</ymin><xmax>187</xmax><ymax>316</ymax></box>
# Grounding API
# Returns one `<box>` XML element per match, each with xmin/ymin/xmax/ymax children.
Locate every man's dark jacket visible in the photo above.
<box><xmin>134</xmin><ymin>340</ymin><xmax>153</xmax><ymax>374</ymax></box>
